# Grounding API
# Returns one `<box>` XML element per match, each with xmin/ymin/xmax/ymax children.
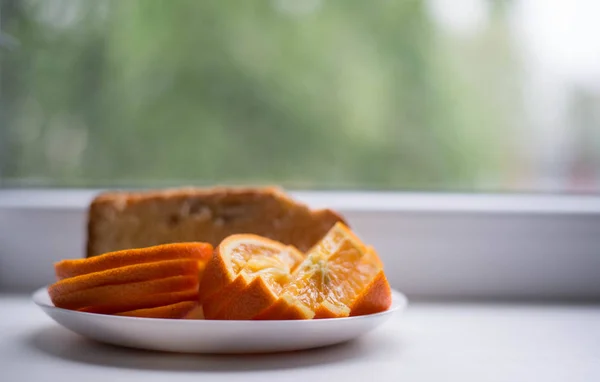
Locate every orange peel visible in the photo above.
<box><xmin>49</xmin><ymin>259</ymin><xmax>199</xmax><ymax>296</ymax></box>
<box><xmin>55</xmin><ymin>242</ymin><xmax>212</xmax><ymax>280</ymax></box>
<box><xmin>51</xmin><ymin>275</ymin><xmax>198</xmax><ymax>312</ymax></box>
<box><xmin>116</xmin><ymin>301</ymin><xmax>200</xmax><ymax>319</ymax></box>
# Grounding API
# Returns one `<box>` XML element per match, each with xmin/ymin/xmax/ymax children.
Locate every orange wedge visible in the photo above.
<box><xmin>255</xmin><ymin>222</ymin><xmax>392</xmax><ymax>320</ymax></box>
<box><xmin>199</xmin><ymin>234</ymin><xmax>304</xmax><ymax>320</ymax></box>
<box><xmin>349</xmin><ymin>269</ymin><xmax>392</xmax><ymax>316</ymax></box>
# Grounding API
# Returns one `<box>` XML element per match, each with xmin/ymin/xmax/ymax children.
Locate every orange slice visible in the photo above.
<box><xmin>78</xmin><ymin>289</ymin><xmax>200</xmax><ymax>315</ymax></box>
<box><xmin>49</xmin><ymin>242</ymin><xmax>213</xmax><ymax>318</ymax></box>
<box><xmin>116</xmin><ymin>301</ymin><xmax>200</xmax><ymax>319</ymax></box>
<box><xmin>48</xmin><ymin>259</ymin><xmax>199</xmax><ymax>296</ymax></box>
<box><xmin>199</xmin><ymin>234</ymin><xmax>304</xmax><ymax>320</ymax></box>
<box><xmin>255</xmin><ymin>222</ymin><xmax>392</xmax><ymax>320</ymax></box>
<box><xmin>51</xmin><ymin>275</ymin><xmax>198</xmax><ymax>312</ymax></box>
<box><xmin>55</xmin><ymin>242</ymin><xmax>213</xmax><ymax>280</ymax></box>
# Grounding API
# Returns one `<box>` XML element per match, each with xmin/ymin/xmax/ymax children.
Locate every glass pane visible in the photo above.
<box><xmin>1</xmin><ymin>0</ymin><xmax>599</xmax><ymax>192</ymax></box>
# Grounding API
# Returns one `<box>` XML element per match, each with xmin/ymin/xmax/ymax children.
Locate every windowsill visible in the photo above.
<box><xmin>2</xmin><ymin>190</ymin><xmax>600</xmax><ymax>379</ymax></box>
<box><xmin>1</xmin><ymin>189</ymin><xmax>600</xmax><ymax>300</ymax></box>
<box><xmin>2</xmin><ymin>188</ymin><xmax>600</xmax><ymax>214</ymax></box>
<box><xmin>2</xmin><ymin>292</ymin><xmax>599</xmax><ymax>381</ymax></box>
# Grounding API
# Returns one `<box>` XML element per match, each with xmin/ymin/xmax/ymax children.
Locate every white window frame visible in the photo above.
<box><xmin>1</xmin><ymin>189</ymin><xmax>599</xmax><ymax>300</ymax></box>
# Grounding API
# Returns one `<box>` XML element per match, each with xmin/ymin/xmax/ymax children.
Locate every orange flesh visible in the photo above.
<box><xmin>266</xmin><ymin>222</ymin><xmax>386</xmax><ymax>319</ymax></box>
<box><xmin>225</xmin><ymin>237</ymin><xmax>302</xmax><ymax>294</ymax></box>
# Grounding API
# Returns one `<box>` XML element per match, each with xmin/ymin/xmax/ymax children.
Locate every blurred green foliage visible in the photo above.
<box><xmin>0</xmin><ymin>0</ymin><xmax>520</xmax><ymax>190</ymax></box>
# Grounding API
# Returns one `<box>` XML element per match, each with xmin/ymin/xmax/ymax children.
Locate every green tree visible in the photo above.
<box><xmin>1</xmin><ymin>0</ymin><xmax>520</xmax><ymax>191</ymax></box>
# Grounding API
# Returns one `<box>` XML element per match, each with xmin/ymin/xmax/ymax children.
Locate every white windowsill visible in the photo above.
<box><xmin>2</xmin><ymin>293</ymin><xmax>599</xmax><ymax>382</ymax></box>
<box><xmin>1</xmin><ymin>189</ymin><xmax>599</xmax><ymax>300</ymax></box>
<box><xmin>2</xmin><ymin>188</ymin><xmax>600</xmax><ymax>214</ymax></box>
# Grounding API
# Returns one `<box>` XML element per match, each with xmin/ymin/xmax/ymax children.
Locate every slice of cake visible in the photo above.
<box><xmin>86</xmin><ymin>187</ymin><xmax>346</xmax><ymax>257</ymax></box>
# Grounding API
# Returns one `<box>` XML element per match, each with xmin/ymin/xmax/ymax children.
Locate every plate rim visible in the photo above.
<box><xmin>32</xmin><ymin>285</ymin><xmax>408</xmax><ymax>324</ymax></box>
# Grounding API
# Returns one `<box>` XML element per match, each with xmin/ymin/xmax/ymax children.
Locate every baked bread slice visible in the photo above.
<box><xmin>86</xmin><ymin>187</ymin><xmax>346</xmax><ymax>257</ymax></box>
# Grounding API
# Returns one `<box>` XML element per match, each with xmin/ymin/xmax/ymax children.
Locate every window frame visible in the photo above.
<box><xmin>1</xmin><ymin>189</ymin><xmax>599</xmax><ymax>300</ymax></box>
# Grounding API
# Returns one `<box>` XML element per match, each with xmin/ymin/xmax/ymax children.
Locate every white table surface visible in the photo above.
<box><xmin>1</xmin><ymin>294</ymin><xmax>599</xmax><ymax>382</ymax></box>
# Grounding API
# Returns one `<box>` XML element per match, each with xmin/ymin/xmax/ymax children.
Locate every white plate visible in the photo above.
<box><xmin>33</xmin><ymin>286</ymin><xmax>407</xmax><ymax>354</ymax></box>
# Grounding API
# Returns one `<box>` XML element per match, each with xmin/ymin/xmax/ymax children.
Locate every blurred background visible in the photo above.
<box><xmin>0</xmin><ymin>0</ymin><xmax>599</xmax><ymax>193</ymax></box>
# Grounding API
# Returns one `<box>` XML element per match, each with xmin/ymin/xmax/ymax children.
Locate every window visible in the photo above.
<box><xmin>1</xmin><ymin>1</ymin><xmax>600</xmax><ymax>298</ymax></box>
<box><xmin>1</xmin><ymin>0</ymin><xmax>598</xmax><ymax>192</ymax></box>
